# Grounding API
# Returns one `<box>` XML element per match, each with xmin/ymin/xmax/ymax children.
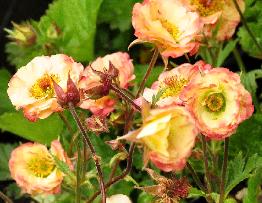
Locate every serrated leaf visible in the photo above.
<box><xmin>243</xmin><ymin>168</ymin><xmax>262</xmax><ymax>203</ymax></box>
<box><xmin>0</xmin><ymin>69</ymin><xmax>13</xmax><ymax>114</ymax></box>
<box><xmin>137</xmin><ymin>192</ymin><xmax>154</xmax><ymax>203</ymax></box>
<box><xmin>225</xmin><ymin>153</ymin><xmax>262</xmax><ymax>197</ymax></box>
<box><xmin>0</xmin><ymin>143</ymin><xmax>17</xmax><ymax>181</ymax></box>
<box><xmin>98</xmin><ymin>0</ymin><xmax>138</xmax><ymax>32</ymax></box>
<box><xmin>229</xmin><ymin>114</ymin><xmax>262</xmax><ymax>156</ymax></box>
<box><xmin>0</xmin><ymin>112</ymin><xmax>63</xmax><ymax>145</ymax></box>
<box><xmin>216</xmin><ymin>40</ymin><xmax>238</xmax><ymax>67</ymax></box>
<box><xmin>187</xmin><ymin>187</ymin><xmax>205</xmax><ymax>199</ymax></box>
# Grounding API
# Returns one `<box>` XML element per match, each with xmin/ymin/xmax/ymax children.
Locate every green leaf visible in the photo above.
<box><xmin>134</xmin><ymin>65</ymin><xmax>163</xmax><ymax>88</ymax></box>
<box><xmin>216</xmin><ymin>40</ymin><xmax>238</xmax><ymax>67</ymax></box>
<box><xmin>229</xmin><ymin>114</ymin><xmax>262</xmax><ymax>156</ymax></box>
<box><xmin>243</xmin><ymin>168</ymin><xmax>262</xmax><ymax>203</ymax></box>
<box><xmin>53</xmin><ymin>156</ymin><xmax>75</xmax><ymax>181</ymax></box>
<box><xmin>42</xmin><ymin>0</ymin><xmax>103</xmax><ymax>61</ymax></box>
<box><xmin>98</xmin><ymin>0</ymin><xmax>138</xmax><ymax>32</ymax></box>
<box><xmin>237</xmin><ymin>0</ymin><xmax>262</xmax><ymax>59</ymax></box>
<box><xmin>225</xmin><ymin>153</ymin><xmax>262</xmax><ymax>197</ymax></box>
<box><xmin>0</xmin><ymin>112</ymin><xmax>63</xmax><ymax>145</ymax></box>
<box><xmin>0</xmin><ymin>143</ymin><xmax>17</xmax><ymax>181</ymax></box>
<box><xmin>187</xmin><ymin>187</ymin><xmax>205</xmax><ymax>199</ymax></box>
<box><xmin>137</xmin><ymin>191</ymin><xmax>154</xmax><ymax>203</ymax></box>
<box><xmin>0</xmin><ymin>69</ymin><xmax>13</xmax><ymax>114</ymax></box>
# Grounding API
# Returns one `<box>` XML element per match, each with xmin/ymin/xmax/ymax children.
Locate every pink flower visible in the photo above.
<box><xmin>131</xmin><ymin>0</ymin><xmax>203</xmax><ymax>59</ymax></box>
<box><xmin>9</xmin><ymin>140</ymin><xmax>72</xmax><ymax>195</ymax></box>
<box><xmin>186</xmin><ymin>0</ymin><xmax>245</xmax><ymax>41</ymax></box>
<box><xmin>121</xmin><ymin>102</ymin><xmax>198</xmax><ymax>172</ymax></box>
<box><xmin>180</xmin><ymin>68</ymin><xmax>254</xmax><ymax>140</ymax></box>
<box><xmin>79</xmin><ymin>52</ymin><xmax>135</xmax><ymax>116</ymax></box>
<box><xmin>7</xmin><ymin>54</ymin><xmax>83</xmax><ymax>121</ymax></box>
<box><xmin>140</xmin><ymin>61</ymin><xmax>211</xmax><ymax>107</ymax></box>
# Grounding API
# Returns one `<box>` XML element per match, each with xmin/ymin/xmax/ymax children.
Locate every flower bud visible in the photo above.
<box><xmin>67</xmin><ymin>74</ymin><xmax>80</xmax><ymax>105</ymax></box>
<box><xmin>46</xmin><ymin>23</ymin><xmax>61</xmax><ymax>39</ymax></box>
<box><xmin>52</xmin><ymin>79</ymin><xmax>68</xmax><ymax>107</ymax></box>
<box><xmin>5</xmin><ymin>21</ymin><xmax>36</xmax><ymax>46</ymax></box>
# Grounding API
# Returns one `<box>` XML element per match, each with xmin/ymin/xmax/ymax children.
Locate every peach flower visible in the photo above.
<box><xmin>79</xmin><ymin>52</ymin><xmax>135</xmax><ymax>116</ymax></box>
<box><xmin>131</xmin><ymin>0</ymin><xmax>203</xmax><ymax>60</ymax></box>
<box><xmin>7</xmin><ymin>54</ymin><xmax>83</xmax><ymax>121</ymax></box>
<box><xmin>185</xmin><ymin>0</ymin><xmax>245</xmax><ymax>41</ymax></box>
<box><xmin>9</xmin><ymin>140</ymin><xmax>72</xmax><ymax>195</ymax></box>
<box><xmin>121</xmin><ymin>102</ymin><xmax>198</xmax><ymax>172</ymax></box>
<box><xmin>106</xmin><ymin>194</ymin><xmax>132</xmax><ymax>203</ymax></box>
<box><xmin>180</xmin><ymin>68</ymin><xmax>253</xmax><ymax>140</ymax></box>
<box><xmin>140</xmin><ymin>61</ymin><xmax>211</xmax><ymax>107</ymax></box>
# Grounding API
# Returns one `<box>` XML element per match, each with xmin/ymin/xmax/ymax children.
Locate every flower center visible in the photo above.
<box><xmin>191</xmin><ymin>0</ymin><xmax>223</xmax><ymax>16</ymax></box>
<box><xmin>27</xmin><ymin>154</ymin><xmax>55</xmax><ymax>178</ymax></box>
<box><xmin>30</xmin><ymin>74</ymin><xmax>60</xmax><ymax>99</ymax></box>
<box><xmin>160</xmin><ymin>76</ymin><xmax>188</xmax><ymax>99</ymax></box>
<box><xmin>205</xmin><ymin>93</ymin><xmax>225</xmax><ymax>112</ymax></box>
<box><xmin>161</xmin><ymin>20</ymin><xmax>181</xmax><ymax>41</ymax></box>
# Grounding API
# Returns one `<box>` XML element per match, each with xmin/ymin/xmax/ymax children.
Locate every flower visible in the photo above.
<box><xmin>186</xmin><ymin>0</ymin><xmax>245</xmax><ymax>41</ymax></box>
<box><xmin>140</xmin><ymin>61</ymin><xmax>211</xmax><ymax>107</ymax></box>
<box><xmin>131</xmin><ymin>0</ymin><xmax>203</xmax><ymax>59</ymax></box>
<box><xmin>9</xmin><ymin>140</ymin><xmax>72</xmax><ymax>195</ymax></box>
<box><xmin>79</xmin><ymin>52</ymin><xmax>135</xmax><ymax>116</ymax></box>
<box><xmin>121</xmin><ymin>102</ymin><xmax>198</xmax><ymax>172</ymax></box>
<box><xmin>7</xmin><ymin>54</ymin><xmax>83</xmax><ymax>121</ymax></box>
<box><xmin>106</xmin><ymin>194</ymin><xmax>132</xmax><ymax>203</ymax></box>
<box><xmin>180</xmin><ymin>68</ymin><xmax>254</xmax><ymax>140</ymax></box>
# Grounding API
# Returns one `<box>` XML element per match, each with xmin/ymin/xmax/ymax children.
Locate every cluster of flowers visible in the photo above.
<box><xmin>6</xmin><ymin>0</ymin><xmax>251</xmax><ymax>200</ymax></box>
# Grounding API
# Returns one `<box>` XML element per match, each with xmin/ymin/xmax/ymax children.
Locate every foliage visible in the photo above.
<box><xmin>237</xmin><ymin>0</ymin><xmax>262</xmax><ymax>59</ymax></box>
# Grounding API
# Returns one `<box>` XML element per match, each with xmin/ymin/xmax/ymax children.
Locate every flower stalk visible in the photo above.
<box><xmin>219</xmin><ymin>138</ymin><xmax>229</xmax><ymax>203</ymax></box>
<box><xmin>68</xmin><ymin>102</ymin><xmax>106</xmax><ymax>203</ymax></box>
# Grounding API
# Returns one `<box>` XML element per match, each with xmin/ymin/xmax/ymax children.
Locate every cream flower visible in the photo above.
<box><xmin>131</xmin><ymin>0</ymin><xmax>203</xmax><ymax>59</ymax></box>
<box><xmin>141</xmin><ymin>61</ymin><xmax>211</xmax><ymax>107</ymax></box>
<box><xmin>185</xmin><ymin>0</ymin><xmax>245</xmax><ymax>41</ymax></box>
<box><xmin>106</xmin><ymin>194</ymin><xmax>132</xmax><ymax>203</ymax></box>
<box><xmin>122</xmin><ymin>102</ymin><xmax>198</xmax><ymax>172</ymax></box>
<box><xmin>9</xmin><ymin>140</ymin><xmax>72</xmax><ymax>195</ymax></box>
<box><xmin>79</xmin><ymin>52</ymin><xmax>135</xmax><ymax>116</ymax></box>
<box><xmin>7</xmin><ymin>54</ymin><xmax>83</xmax><ymax>121</ymax></box>
<box><xmin>180</xmin><ymin>68</ymin><xmax>254</xmax><ymax>140</ymax></box>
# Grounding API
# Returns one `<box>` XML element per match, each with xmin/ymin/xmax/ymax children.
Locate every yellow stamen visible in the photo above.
<box><xmin>191</xmin><ymin>0</ymin><xmax>224</xmax><ymax>17</ymax></box>
<box><xmin>161</xmin><ymin>20</ymin><xmax>181</xmax><ymax>41</ymax></box>
<box><xmin>160</xmin><ymin>76</ymin><xmax>188</xmax><ymax>99</ymax></box>
<box><xmin>27</xmin><ymin>154</ymin><xmax>55</xmax><ymax>178</ymax></box>
<box><xmin>205</xmin><ymin>93</ymin><xmax>225</xmax><ymax>112</ymax></box>
<box><xmin>30</xmin><ymin>74</ymin><xmax>60</xmax><ymax>99</ymax></box>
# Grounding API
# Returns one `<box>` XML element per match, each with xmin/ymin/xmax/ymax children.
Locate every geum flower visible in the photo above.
<box><xmin>140</xmin><ymin>61</ymin><xmax>211</xmax><ymax>107</ymax></box>
<box><xmin>131</xmin><ymin>0</ymin><xmax>203</xmax><ymax>61</ymax></box>
<box><xmin>9</xmin><ymin>140</ymin><xmax>72</xmax><ymax>195</ymax></box>
<box><xmin>121</xmin><ymin>101</ymin><xmax>198</xmax><ymax>172</ymax></box>
<box><xmin>79</xmin><ymin>52</ymin><xmax>135</xmax><ymax>116</ymax></box>
<box><xmin>185</xmin><ymin>0</ymin><xmax>245</xmax><ymax>40</ymax></box>
<box><xmin>7</xmin><ymin>54</ymin><xmax>83</xmax><ymax>121</ymax></box>
<box><xmin>180</xmin><ymin>68</ymin><xmax>254</xmax><ymax>140</ymax></box>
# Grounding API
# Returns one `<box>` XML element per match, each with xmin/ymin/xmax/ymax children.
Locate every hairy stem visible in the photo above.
<box><xmin>68</xmin><ymin>102</ymin><xmax>106</xmax><ymax>203</ymax></box>
<box><xmin>186</xmin><ymin>162</ymin><xmax>207</xmax><ymax>192</ymax></box>
<box><xmin>0</xmin><ymin>191</ymin><xmax>12</xmax><ymax>203</ymax></box>
<box><xmin>233</xmin><ymin>48</ymin><xmax>246</xmax><ymax>74</ymax></box>
<box><xmin>219</xmin><ymin>138</ymin><xmax>229</xmax><ymax>203</ymax></box>
<box><xmin>232</xmin><ymin>0</ymin><xmax>262</xmax><ymax>52</ymax></box>
<box><xmin>110</xmin><ymin>84</ymin><xmax>141</xmax><ymax>112</ymax></box>
<box><xmin>201</xmin><ymin>135</ymin><xmax>213</xmax><ymax>197</ymax></box>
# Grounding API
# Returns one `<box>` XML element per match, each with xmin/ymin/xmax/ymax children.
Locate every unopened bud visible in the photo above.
<box><xmin>82</xmin><ymin>84</ymin><xmax>110</xmax><ymax>100</ymax></box>
<box><xmin>67</xmin><ymin>74</ymin><xmax>80</xmax><ymax>105</ymax></box>
<box><xmin>86</xmin><ymin>115</ymin><xmax>109</xmax><ymax>135</ymax></box>
<box><xmin>52</xmin><ymin>79</ymin><xmax>68</xmax><ymax>106</ymax></box>
<box><xmin>5</xmin><ymin>21</ymin><xmax>36</xmax><ymax>46</ymax></box>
